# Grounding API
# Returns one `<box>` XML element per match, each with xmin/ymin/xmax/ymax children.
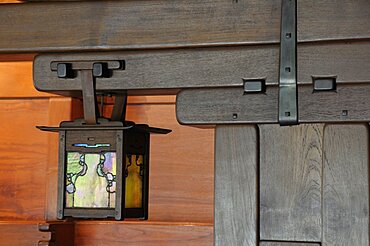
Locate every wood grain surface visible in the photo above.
<box><xmin>0</xmin><ymin>221</ymin><xmax>51</xmax><ymax>245</ymax></box>
<box><xmin>0</xmin><ymin>61</ymin><xmax>53</xmax><ymax>98</ymax></box>
<box><xmin>0</xmin><ymin>0</ymin><xmax>369</xmax><ymax>52</ymax></box>
<box><xmin>215</xmin><ymin>126</ymin><xmax>258</xmax><ymax>246</ymax></box>
<box><xmin>75</xmin><ymin>221</ymin><xmax>213</xmax><ymax>246</ymax></box>
<box><xmin>176</xmin><ymin>83</ymin><xmax>370</xmax><ymax>125</ymax></box>
<box><xmin>259</xmin><ymin>124</ymin><xmax>323</xmax><ymax>242</ymax></box>
<box><xmin>0</xmin><ymin>0</ymin><xmax>281</xmax><ymax>53</ymax></box>
<box><xmin>0</xmin><ymin>99</ymin><xmax>49</xmax><ymax>220</ymax></box>
<box><xmin>322</xmin><ymin>124</ymin><xmax>369</xmax><ymax>245</ymax></box>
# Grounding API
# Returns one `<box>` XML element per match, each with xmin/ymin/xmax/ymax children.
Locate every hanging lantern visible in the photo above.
<box><xmin>37</xmin><ymin>61</ymin><xmax>170</xmax><ymax>220</ymax></box>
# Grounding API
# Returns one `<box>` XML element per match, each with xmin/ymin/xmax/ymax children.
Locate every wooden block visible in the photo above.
<box><xmin>74</xmin><ymin>221</ymin><xmax>213</xmax><ymax>246</ymax></box>
<box><xmin>259</xmin><ymin>124</ymin><xmax>323</xmax><ymax>241</ymax></box>
<box><xmin>322</xmin><ymin>124</ymin><xmax>369</xmax><ymax>245</ymax></box>
<box><xmin>215</xmin><ymin>125</ymin><xmax>258</xmax><ymax>246</ymax></box>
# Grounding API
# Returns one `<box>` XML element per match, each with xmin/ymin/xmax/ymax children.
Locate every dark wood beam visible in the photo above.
<box><xmin>0</xmin><ymin>0</ymin><xmax>369</xmax><ymax>53</ymax></box>
<box><xmin>0</xmin><ymin>0</ymin><xmax>281</xmax><ymax>53</ymax></box>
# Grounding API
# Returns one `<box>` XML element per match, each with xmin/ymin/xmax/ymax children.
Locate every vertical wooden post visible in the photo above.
<box><xmin>215</xmin><ymin>125</ymin><xmax>258</xmax><ymax>246</ymax></box>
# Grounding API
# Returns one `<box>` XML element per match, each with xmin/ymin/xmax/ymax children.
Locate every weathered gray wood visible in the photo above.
<box><xmin>299</xmin><ymin>84</ymin><xmax>370</xmax><ymax>123</ymax></box>
<box><xmin>298</xmin><ymin>41</ymin><xmax>370</xmax><ymax>84</ymax></box>
<box><xmin>176</xmin><ymin>83</ymin><xmax>370</xmax><ymax>124</ymax></box>
<box><xmin>323</xmin><ymin>124</ymin><xmax>369</xmax><ymax>245</ymax></box>
<box><xmin>0</xmin><ymin>0</ymin><xmax>281</xmax><ymax>53</ymax></box>
<box><xmin>259</xmin><ymin>124</ymin><xmax>323</xmax><ymax>241</ymax></box>
<box><xmin>298</xmin><ymin>0</ymin><xmax>370</xmax><ymax>42</ymax></box>
<box><xmin>260</xmin><ymin>242</ymin><xmax>320</xmax><ymax>246</ymax></box>
<box><xmin>177</xmin><ymin>87</ymin><xmax>278</xmax><ymax>124</ymax></box>
<box><xmin>1</xmin><ymin>0</ymin><xmax>370</xmax><ymax>52</ymax></box>
<box><xmin>215</xmin><ymin>125</ymin><xmax>257</xmax><ymax>246</ymax></box>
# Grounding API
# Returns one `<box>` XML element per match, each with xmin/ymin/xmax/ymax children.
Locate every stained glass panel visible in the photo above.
<box><xmin>65</xmin><ymin>152</ymin><xmax>116</xmax><ymax>208</ymax></box>
<box><xmin>125</xmin><ymin>154</ymin><xmax>143</xmax><ymax>208</ymax></box>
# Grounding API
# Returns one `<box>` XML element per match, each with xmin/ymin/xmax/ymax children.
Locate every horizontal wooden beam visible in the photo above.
<box><xmin>0</xmin><ymin>0</ymin><xmax>281</xmax><ymax>53</ymax></box>
<box><xmin>0</xmin><ymin>0</ymin><xmax>369</xmax><ymax>53</ymax></box>
<box><xmin>176</xmin><ymin>83</ymin><xmax>370</xmax><ymax>124</ymax></box>
<box><xmin>33</xmin><ymin>41</ymin><xmax>370</xmax><ymax>95</ymax></box>
<box><xmin>74</xmin><ymin>221</ymin><xmax>213</xmax><ymax>246</ymax></box>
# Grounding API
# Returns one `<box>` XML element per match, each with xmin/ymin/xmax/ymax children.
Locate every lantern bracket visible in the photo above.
<box><xmin>51</xmin><ymin>60</ymin><xmax>125</xmax><ymax>125</ymax></box>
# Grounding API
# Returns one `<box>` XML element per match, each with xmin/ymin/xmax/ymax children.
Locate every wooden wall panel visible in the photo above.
<box><xmin>0</xmin><ymin>99</ymin><xmax>49</xmax><ymax>220</ymax></box>
<box><xmin>74</xmin><ymin>221</ymin><xmax>213</xmax><ymax>246</ymax></box>
<box><xmin>0</xmin><ymin>61</ymin><xmax>52</xmax><ymax>98</ymax></box>
<box><xmin>259</xmin><ymin>124</ymin><xmax>323</xmax><ymax>242</ymax></box>
<box><xmin>323</xmin><ymin>124</ymin><xmax>369</xmax><ymax>245</ymax></box>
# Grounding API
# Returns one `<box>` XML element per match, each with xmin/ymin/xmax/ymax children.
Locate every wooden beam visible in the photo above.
<box><xmin>176</xmin><ymin>83</ymin><xmax>370</xmax><ymax>124</ymax></box>
<box><xmin>0</xmin><ymin>0</ymin><xmax>281</xmax><ymax>53</ymax></box>
<box><xmin>33</xmin><ymin>41</ymin><xmax>370</xmax><ymax>95</ymax></box>
<box><xmin>0</xmin><ymin>0</ymin><xmax>369</xmax><ymax>53</ymax></box>
<box><xmin>74</xmin><ymin>221</ymin><xmax>213</xmax><ymax>246</ymax></box>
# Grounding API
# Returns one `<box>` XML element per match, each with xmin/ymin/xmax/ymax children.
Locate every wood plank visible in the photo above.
<box><xmin>260</xmin><ymin>242</ymin><xmax>320</xmax><ymax>246</ymax></box>
<box><xmin>176</xmin><ymin>83</ymin><xmax>370</xmax><ymax>124</ymax></box>
<box><xmin>0</xmin><ymin>221</ymin><xmax>51</xmax><ymax>245</ymax></box>
<box><xmin>0</xmin><ymin>61</ymin><xmax>53</xmax><ymax>98</ymax></box>
<box><xmin>259</xmin><ymin>124</ymin><xmax>323</xmax><ymax>241</ymax></box>
<box><xmin>322</xmin><ymin>124</ymin><xmax>369</xmax><ymax>245</ymax></box>
<box><xmin>0</xmin><ymin>99</ymin><xmax>50</xmax><ymax>220</ymax></box>
<box><xmin>298</xmin><ymin>0</ymin><xmax>370</xmax><ymax>42</ymax></box>
<box><xmin>215</xmin><ymin>126</ymin><xmax>258</xmax><ymax>246</ymax></box>
<box><xmin>0</xmin><ymin>0</ymin><xmax>281</xmax><ymax>53</ymax></box>
<box><xmin>33</xmin><ymin>46</ymin><xmax>279</xmax><ymax>95</ymax></box>
<box><xmin>75</xmin><ymin>221</ymin><xmax>212</xmax><ymax>246</ymax></box>
<box><xmin>1</xmin><ymin>0</ymin><xmax>369</xmax><ymax>52</ymax></box>
<box><xmin>298</xmin><ymin>41</ymin><xmax>370</xmax><ymax>84</ymax></box>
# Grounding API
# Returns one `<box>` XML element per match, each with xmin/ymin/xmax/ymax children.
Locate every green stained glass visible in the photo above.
<box><xmin>125</xmin><ymin>154</ymin><xmax>143</xmax><ymax>208</ymax></box>
<box><xmin>65</xmin><ymin>152</ymin><xmax>116</xmax><ymax>208</ymax></box>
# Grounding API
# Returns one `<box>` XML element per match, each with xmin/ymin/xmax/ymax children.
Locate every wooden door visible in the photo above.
<box><xmin>216</xmin><ymin>124</ymin><xmax>369</xmax><ymax>245</ymax></box>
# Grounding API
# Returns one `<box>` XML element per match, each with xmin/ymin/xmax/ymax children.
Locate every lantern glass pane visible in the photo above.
<box><xmin>65</xmin><ymin>152</ymin><xmax>116</xmax><ymax>208</ymax></box>
<box><xmin>125</xmin><ymin>154</ymin><xmax>143</xmax><ymax>208</ymax></box>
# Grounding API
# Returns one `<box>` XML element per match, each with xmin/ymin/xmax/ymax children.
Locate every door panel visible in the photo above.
<box><xmin>259</xmin><ymin>124</ymin><xmax>323</xmax><ymax>241</ymax></box>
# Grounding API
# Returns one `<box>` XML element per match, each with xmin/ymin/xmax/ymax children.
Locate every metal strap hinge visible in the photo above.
<box><xmin>278</xmin><ymin>0</ymin><xmax>298</xmax><ymax>126</ymax></box>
